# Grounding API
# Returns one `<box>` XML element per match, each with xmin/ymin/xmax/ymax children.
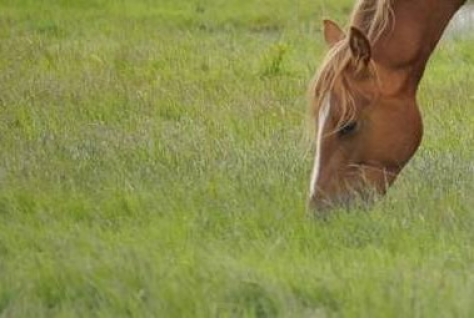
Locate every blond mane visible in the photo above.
<box><xmin>310</xmin><ymin>0</ymin><xmax>394</xmax><ymax>124</ymax></box>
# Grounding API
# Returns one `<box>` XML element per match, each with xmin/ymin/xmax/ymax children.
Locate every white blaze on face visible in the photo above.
<box><xmin>310</xmin><ymin>94</ymin><xmax>330</xmax><ymax>197</ymax></box>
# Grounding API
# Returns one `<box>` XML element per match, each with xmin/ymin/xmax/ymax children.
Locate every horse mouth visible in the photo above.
<box><xmin>308</xmin><ymin>162</ymin><xmax>400</xmax><ymax>213</ymax></box>
<box><xmin>308</xmin><ymin>187</ymin><xmax>377</xmax><ymax>213</ymax></box>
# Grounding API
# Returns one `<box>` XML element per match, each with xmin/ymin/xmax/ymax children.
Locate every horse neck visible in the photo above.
<box><xmin>354</xmin><ymin>0</ymin><xmax>466</xmax><ymax>96</ymax></box>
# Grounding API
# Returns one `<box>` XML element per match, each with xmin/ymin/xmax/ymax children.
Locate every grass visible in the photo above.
<box><xmin>0</xmin><ymin>0</ymin><xmax>473</xmax><ymax>316</ymax></box>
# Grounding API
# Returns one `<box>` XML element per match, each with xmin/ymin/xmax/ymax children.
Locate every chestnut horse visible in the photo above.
<box><xmin>309</xmin><ymin>0</ymin><xmax>467</xmax><ymax>210</ymax></box>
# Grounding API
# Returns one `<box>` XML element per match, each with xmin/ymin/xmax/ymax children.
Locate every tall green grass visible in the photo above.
<box><xmin>0</xmin><ymin>0</ymin><xmax>473</xmax><ymax>316</ymax></box>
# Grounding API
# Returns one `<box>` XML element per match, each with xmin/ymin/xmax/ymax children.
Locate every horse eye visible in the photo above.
<box><xmin>338</xmin><ymin>121</ymin><xmax>358</xmax><ymax>136</ymax></box>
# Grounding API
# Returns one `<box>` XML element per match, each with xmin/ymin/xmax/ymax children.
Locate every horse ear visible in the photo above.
<box><xmin>323</xmin><ymin>19</ymin><xmax>345</xmax><ymax>47</ymax></box>
<box><xmin>349</xmin><ymin>27</ymin><xmax>371</xmax><ymax>64</ymax></box>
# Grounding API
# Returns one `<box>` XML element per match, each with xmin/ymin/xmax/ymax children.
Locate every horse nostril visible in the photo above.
<box><xmin>308</xmin><ymin>195</ymin><xmax>317</xmax><ymax>209</ymax></box>
<box><xmin>308</xmin><ymin>193</ymin><xmax>330</xmax><ymax>212</ymax></box>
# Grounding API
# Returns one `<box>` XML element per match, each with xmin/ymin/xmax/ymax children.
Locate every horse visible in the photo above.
<box><xmin>308</xmin><ymin>0</ymin><xmax>467</xmax><ymax>210</ymax></box>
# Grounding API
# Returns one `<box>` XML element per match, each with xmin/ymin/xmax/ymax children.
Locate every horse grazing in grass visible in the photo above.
<box><xmin>309</xmin><ymin>0</ymin><xmax>467</xmax><ymax>210</ymax></box>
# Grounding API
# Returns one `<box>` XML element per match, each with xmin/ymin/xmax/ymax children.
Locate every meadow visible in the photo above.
<box><xmin>0</xmin><ymin>0</ymin><xmax>473</xmax><ymax>316</ymax></box>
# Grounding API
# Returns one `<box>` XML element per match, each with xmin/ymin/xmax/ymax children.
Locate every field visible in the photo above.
<box><xmin>0</xmin><ymin>0</ymin><xmax>473</xmax><ymax>316</ymax></box>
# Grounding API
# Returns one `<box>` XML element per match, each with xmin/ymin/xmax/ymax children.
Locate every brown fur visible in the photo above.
<box><xmin>310</xmin><ymin>0</ymin><xmax>392</xmax><ymax>126</ymax></box>
<box><xmin>308</xmin><ymin>0</ymin><xmax>466</xmax><ymax>210</ymax></box>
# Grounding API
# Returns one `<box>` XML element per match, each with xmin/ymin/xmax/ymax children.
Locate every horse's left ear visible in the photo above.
<box><xmin>323</xmin><ymin>19</ymin><xmax>345</xmax><ymax>47</ymax></box>
<box><xmin>349</xmin><ymin>27</ymin><xmax>371</xmax><ymax>65</ymax></box>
